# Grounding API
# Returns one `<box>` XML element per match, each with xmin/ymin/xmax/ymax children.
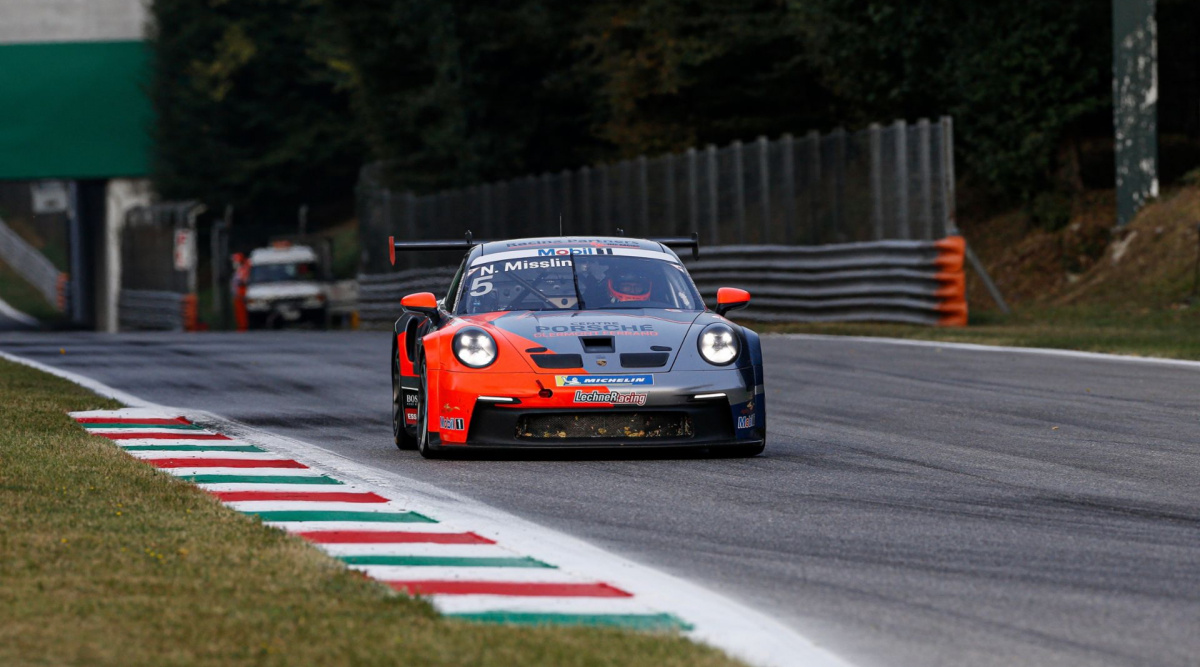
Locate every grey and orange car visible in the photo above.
<box><xmin>389</xmin><ymin>235</ymin><xmax>766</xmax><ymax>458</ymax></box>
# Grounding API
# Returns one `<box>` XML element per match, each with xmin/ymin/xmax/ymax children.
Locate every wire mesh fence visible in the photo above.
<box><xmin>358</xmin><ymin>117</ymin><xmax>956</xmax><ymax>274</ymax></box>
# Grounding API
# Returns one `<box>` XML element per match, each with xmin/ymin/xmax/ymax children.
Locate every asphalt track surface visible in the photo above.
<box><xmin>2</xmin><ymin>330</ymin><xmax>1197</xmax><ymax>667</ymax></box>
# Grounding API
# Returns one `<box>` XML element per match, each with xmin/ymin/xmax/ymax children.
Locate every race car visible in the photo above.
<box><xmin>389</xmin><ymin>234</ymin><xmax>766</xmax><ymax>458</ymax></box>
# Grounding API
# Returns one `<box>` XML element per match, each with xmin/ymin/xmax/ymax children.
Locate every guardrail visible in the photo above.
<box><xmin>356</xmin><ymin>236</ymin><xmax>967</xmax><ymax>328</ymax></box>
<box><xmin>118</xmin><ymin>290</ymin><xmax>198</xmax><ymax>331</ymax></box>
<box><xmin>0</xmin><ymin>216</ymin><xmax>69</xmax><ymax>312</ymax></box>
<box><xmin>357</xmin><ymin>267</ymin><xmax>459</xmax><ymax>328</ymax></box>
<box><xmin>683</xmin><ymin>237</ymin><xmax>966</xmax><ymax>326</ymax></box>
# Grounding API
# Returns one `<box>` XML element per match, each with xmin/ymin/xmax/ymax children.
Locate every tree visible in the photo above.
<box><xmin>796</xmin><ymin>0</ymin><xmax>1111</xmax><ymax>200</ymax></box>
<box><xmin>149</xmin><ymin>0</ymin><xmax>363</xmax><ymax>232</ymax></box>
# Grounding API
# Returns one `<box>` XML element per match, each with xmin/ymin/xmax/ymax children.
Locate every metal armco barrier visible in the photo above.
<box><xmin>357</xmin><ymin>236</ymin><xmax>966</xmax><ymax>328</ymax></box>
<box><xmin>357</xmin><ymin>267</ymin><xmax>459</xmax><ymax>328</ymax></box>
<box><xmin>0</xmin><ymin>215</ymin><xmax>69</xmax><ymax>312</ymax></box>
<box><xmin>118</xmin><ymin>290</ymin><xmax>198</xmax><ymax>331</ymax></box>
<box><xmin>684</xmin><ymin>237</ymin><xmax>967</xmax><ymax>326</ymax></box>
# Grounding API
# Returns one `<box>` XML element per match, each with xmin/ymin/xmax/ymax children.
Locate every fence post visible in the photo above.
<box><xmin>580</xmin><ymin>166</ymin><xmax>592</xmax><ymax>233</ymax></box>
<box><xmin>482</xmin><ymin>183</ymin><xmax>493</xmax><ymax>238</ymax></box>
<box><xmin>380</xmin><ymin>189</ymin><xmax>392</xmax><ymax>270</ymax></box>
<box><xmin>687</xmin><ymin>148</ymin><xmax>699</xmax><ymax>236</ymax></box>
<box><xmin>600</xmin><ymin>164</ymin><xmax>611</xmax><ymax>233</ymax></box>
<box><xmin>917</xmin><ymin>118</ymin><xmax>934</xmax><ymax>240</ymax></box>
<box><xmin>542</xmin><ymin>173</ymin><xmax>554</xmax><ymax>234</ymax></box>
<box><xmin>496</xmin><ymin>181</ymin><xmax>509</xmax><ymax>237</ymax></box>
<box><xmin>831</xmin><ymin>127</ymin><xmax>846</xmax><ymax>242</ymax></box>
<box><xmin>561</xmin><ymin>169</ymin><xmax>572</xmax><ymax>234</ymax></box>
<box><xmin>869</xmin><ymin>123</ymin><xmax>884</xmax><ymax>240</ymax></box>
<box><xmin>637</xmin><ymin>154</ymin><xmax>650</xmax><ymax>236</ymax></box>
<box><xmin>894</xmin><ymin>119</ymin><xmax>910</xmax><ymax>239</ymax></box>
<box><xmin>618</xmin><ymin>160</ymin><xmax>632</xmax><ymax>234</ymax></box>
<box><xmin>940</xmin><ymin>116</ymin><xmax>956</xmax><ymax>237</ymax></box>
<box><xmin>806</xmin><ymin>130</ymin><xmax>820</xmax><ymax>244</ymax></box>
<box><xmin>781</xmin><ymin>134</ymin><xmax>797</xmax><ymax>245</ymax></box>
<box><xmin>732</xmin><ymin>140</ymin><xmax>746</xmax><ymax>244</ymax></box>
<box><xmin>664</xmin><ymin>154</ymin><xmax>676</xmax><ymax>234</ymax></box>
<box><xmin>706</xmin><ymin>144</ymin><xmax>719</xmax><ymax>245</ymax></box>
<box><xmin>757</xmin><ymin>135</ymin><xmax>771</xmax><ymax>244</ymax></box>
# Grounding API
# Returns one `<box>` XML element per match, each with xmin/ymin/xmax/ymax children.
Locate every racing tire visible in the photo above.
<box><xmin>392</xmin><ymin>343</ymin><xmax>417</xmax><ymax>450</ymax></box>
<box><xmin>415</xmin><ymin>353</ymin><xmax>442</xmax><ymax>459</ymax></box>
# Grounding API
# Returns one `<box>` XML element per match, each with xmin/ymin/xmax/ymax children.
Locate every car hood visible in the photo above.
<box><xmin>468</xmin><ymin>309</ymin><xmax>703</xmax><ymax>374</ymax></box>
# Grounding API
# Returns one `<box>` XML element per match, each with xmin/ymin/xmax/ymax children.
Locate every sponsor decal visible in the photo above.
<box><xmin>507</xmin><ymin>239</ymin><xmax>641</xmax><ymax>249</ymax></box>
<box><xmin>404</xmin><ymin>411</ymin><xmax>418</xmax><ymax>424</ymax></box>
<box><xmin>533</xmin><ymin>322</ymin><xmax>656</xmax><ymax>338</ymax></box>
<box><xmin>440</xmin><ymin>417</ymin><xmax>465</xmax><ymax>431</ymax></box>
<box><xmin>556</xmin><ymin>375</ymin><xmax>654</xmax><ymax>387</ymax></box>
<box><xmin>736</xmin><ymin>415</ymin><xmax>756</xmax><ymax>429</ymax></box>
<box><xmin>536</xmin><ymin>247</ymin><xmax>615</xmax><ymax>256</ymax></box>
<box><xmin>404</xmin><ymin>392</ymin><xmax>418</xmax><ymax>407</ymax></box>
<box><xmin>573</xmin><ymin>390</ymin><xmax>648</xmax><ymax>406</ymax></box>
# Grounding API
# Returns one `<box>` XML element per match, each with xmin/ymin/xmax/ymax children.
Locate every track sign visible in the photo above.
<box><xmin>30</xmin><ymin>181</ymin><xmax>68</xmax><ymax>214</ymax></box>
<box><xmin>174</xmin><ymin>229</ymin><xmax>196</xmax><ymax>271</ymax></box>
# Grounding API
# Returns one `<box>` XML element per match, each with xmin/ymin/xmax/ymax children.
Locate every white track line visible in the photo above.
<box><xmin>0</xmin><ymin>348</ymin><xmax>850</xmax><ymax>667</ymax></box>
<box><xmin>348</xmin><ymin>566</ymin><xmax>584</xmax><ymax>583</ymax></box>
<box><xmin>0</xmin><ymin>296</ymin><xmax>39</xmax><ymax>328</ymax></box>
<box><xmin>772</xmin><ymin>333</ymin><xmax>1200</xmax><ymax>369</ymax></box>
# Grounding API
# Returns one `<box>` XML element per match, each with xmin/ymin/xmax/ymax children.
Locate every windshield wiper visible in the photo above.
<box><xmin>568</xmin><ymin>259</ymin><xmax>585</xmax><ymax>310</ymax></box>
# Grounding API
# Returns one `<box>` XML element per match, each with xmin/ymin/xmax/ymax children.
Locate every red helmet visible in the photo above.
<box><xmin>606</xmin><ymin>273</ymin><xmax>651</xmax><ymax>302</ymax></box>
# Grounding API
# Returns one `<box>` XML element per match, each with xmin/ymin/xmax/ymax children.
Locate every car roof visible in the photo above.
<box><xmin>476</xmin><ymin>236</ymin><xmax>672</xmax><ymax>256</ymax></box>
<box><xmin>249</xmin><ymin>246</ymin><xmax>318</xmax><ymax>265</ymax></box>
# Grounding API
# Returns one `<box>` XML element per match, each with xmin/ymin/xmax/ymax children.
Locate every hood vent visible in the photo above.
<box><xmin>620</xmin><ymin>352</ymin><xmax>669</xmax><ymax>368</ymax></box>
<box><xmin>580</xmin><ymin>336</ymin><xmax>615</xmax><ymax>353</ymax></box>
<box><xmin>531</xmin><ymin>353</ymin><xmax>583</xmax><ymax>369</ymax></box>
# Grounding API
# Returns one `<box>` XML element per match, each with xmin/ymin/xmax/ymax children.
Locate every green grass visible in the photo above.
<box><xmin>0</xmin><ymin>359</ymin><xmax>741</xmax><ymax>667</ymax></box>
<box><xmin>753</xmin><ymin>304</ymin><xmax>1200</xmax><ymax>360</ymax></box>
<box><xmin>0</xmin><ymin>256</ymin><xmax>61</xmax><ymax>324</ymax></box>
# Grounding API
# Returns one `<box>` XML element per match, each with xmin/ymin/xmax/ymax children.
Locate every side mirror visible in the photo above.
<box><xmin>715</xmin><ymin>287</ymin><xmax>751</xmax><ymax>317</ymax></box>
<box><xmin>401</xmin><ymin>292</ymin><xmax>441</xmax><ymax>324</ymax></box>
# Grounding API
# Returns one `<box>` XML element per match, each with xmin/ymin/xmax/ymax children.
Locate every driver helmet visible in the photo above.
<box><xmin>607</xmin><ymin>272</ymin><xmax>652</xmax><ymax>302</ymax></box>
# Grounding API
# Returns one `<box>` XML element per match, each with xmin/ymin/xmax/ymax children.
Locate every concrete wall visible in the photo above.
<box><xmin>0</xmin><ymin>0</ymin><xmax>148</xmax><ymax>44</ymax></box>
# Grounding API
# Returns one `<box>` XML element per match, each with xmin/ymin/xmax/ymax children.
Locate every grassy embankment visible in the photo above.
<box><xmin>0</xmin><ymin>258</ymin><xmax>61</xmax><ymax>324</ymax></box>
<box><xmin>0</xmin><ymin>359</ymin><xmax>740</xmax><ymax>667</ymax></box>
<box><xmin>762</xmin><ymin>185</ymin><xmax>1200</xmax><ymax>360</ymax></box>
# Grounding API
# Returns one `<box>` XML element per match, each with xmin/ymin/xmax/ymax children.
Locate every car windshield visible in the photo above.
<box><xmin>249</xmin><ymin>262</ymin><xmax>319</xmax><ymax>284</ymax></box>
<box><xmin>456</xmin><ymin>254</ymin><xmax>703</xmax><ymax>314</ymax></box>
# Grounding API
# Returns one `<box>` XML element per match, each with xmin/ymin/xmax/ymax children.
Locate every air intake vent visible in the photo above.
<box><xmin>517</xmin><ymin>413</ymin><xmax>692</xmax><ymax>439</ymax></box>
<box><xmin>620</xmin><ymin>352</ymin><xmax>669</xmax><ymax>368</ymax></box>
<box><xmin>580</xmin><ymin>336</ymin><xmax>615</xmax><ymax>353</ymax></box>
<box><xmin>530</xmin><ymin>353</ymin><xmax>583</xmax><ymax>369</ymax></box>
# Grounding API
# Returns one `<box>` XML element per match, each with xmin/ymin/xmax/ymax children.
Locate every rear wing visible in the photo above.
<box><xmin>388</xmin><ymin>231</ymin><xmax>700</xmax><ymax>265</ymax></box>
<box><xmin>389</xmin><ymin>232</ymin><xmax>483</xmax><ymax>265</ymax></box>
<box><xmin>649</xmin><ymin>233</ymin><xmax>700</xmax><ymax>260</ymax></box>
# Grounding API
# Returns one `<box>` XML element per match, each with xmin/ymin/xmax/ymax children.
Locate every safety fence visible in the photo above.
<box><xmin>358</xmin><ymin>267</ymin><xmax>459</xmax><ymax>328</ymax></box>
<box><xmin>359</xmin><ymin>118</ymin><xmax>956</xmax><ymax>276</ymax></box>
<box><xmin>0</xmin><ymin>215</ymin><xmax>69</xmax><ymax>311</ymax></box>
<box><xmin>118</xmin><ymin>290</ymin><xmax>198</xmax><ymax>331</ymax></box>
<box><xmin>355</xmin><ymin>237</ymin><xmax>966</xmax><ymax>329</ymax></box>
<box><xmin>686</xmin><ymin>237</ymin><xmax>966</xmax><ymax>326</ymax></box>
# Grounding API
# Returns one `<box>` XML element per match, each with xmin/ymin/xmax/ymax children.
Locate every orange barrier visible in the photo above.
<box><xmin>181</xmin><ymin>294</ymin><xmax>199</xmax><ymax>332</ymax></box>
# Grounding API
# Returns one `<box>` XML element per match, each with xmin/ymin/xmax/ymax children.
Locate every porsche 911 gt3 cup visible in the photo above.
<box><xmin>389</xmin><ymin>234</ymin><xmax>766</xmax><ymax>458</ymax></box>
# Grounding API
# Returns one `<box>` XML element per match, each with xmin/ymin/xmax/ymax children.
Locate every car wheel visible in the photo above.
<box><xmin>392</xmin><ymin>344</ymin><xmax>416</xmax><ymax>450</ymax></box>
<box><xmin>416</xmin><ymin>353</ymin><xmax>441</xmax><ymax>459</ymax></box>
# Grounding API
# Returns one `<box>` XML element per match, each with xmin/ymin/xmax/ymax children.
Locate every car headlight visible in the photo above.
<box><xmin>453</xmin><ymin>328</ymin><xmax>497</xmax><ymax>368</ymax></box>
<box><xmin>698</xmin><ymin>323</ymin><xmax>739</xmax><ymax>365</ymax></box>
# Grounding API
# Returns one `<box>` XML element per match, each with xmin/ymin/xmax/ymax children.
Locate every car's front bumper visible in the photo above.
<box><xmin>429</xmin><ymin>367</ymin><xmax>766</xmax><ymax>449</ymax></box>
